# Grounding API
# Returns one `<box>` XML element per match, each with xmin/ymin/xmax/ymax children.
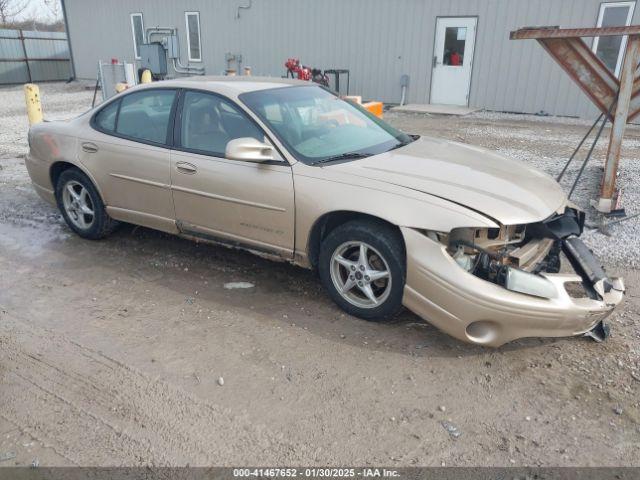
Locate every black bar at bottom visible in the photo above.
<box><xmin>1</xmin><ymin>467</ymin><xmax>639</xmax><ymax>480</ymax></box>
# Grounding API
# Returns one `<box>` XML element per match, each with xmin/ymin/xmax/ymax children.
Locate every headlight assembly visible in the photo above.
<box><xmin>503</xmin><ymin>267</ymin><xmax>558</xmax><ymax>299</ymax></box>
<box><xmin>423</xmin><ymin>226</ymin><xmax>559</xmax><ymax>300</ymax></box>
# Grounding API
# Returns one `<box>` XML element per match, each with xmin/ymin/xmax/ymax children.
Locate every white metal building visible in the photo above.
<box><xmin>61</xmin><ymin>0</ymin><xmax>640</xmax><ymax>118</ymax></box>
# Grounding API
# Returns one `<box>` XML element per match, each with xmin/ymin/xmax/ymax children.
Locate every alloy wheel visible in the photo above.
<box><xmin>62</xmin><ymin>180</ymin><xmax>95</xmax><ymax>230</ymax></box>
<box><xmin>329</xmin><ymin>241</ymin><xmax>392</xmax><ymax>309</ymax></box>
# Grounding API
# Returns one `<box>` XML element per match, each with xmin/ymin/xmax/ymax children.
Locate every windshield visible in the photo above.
<box><xmin>239</xmin><ymin>86</ymin><xmax>413</xmax><ymax>164</ymax></box>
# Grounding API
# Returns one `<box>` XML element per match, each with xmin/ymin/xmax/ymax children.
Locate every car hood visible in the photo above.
<box><xmin>327</xmin><ymin>136</ymin><xmax>567</xmax><ymax>225</ymax></box>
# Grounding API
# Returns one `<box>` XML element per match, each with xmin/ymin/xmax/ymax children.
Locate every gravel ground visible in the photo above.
<box><xmin>0</xmin><ymin>82</ymin><xmax>639</xmax><ymax>467</ymax></box>
<box><xmin>0</xmin><ymin>82</ymin><xmax>99</xmax><ymax>158</ymax></box>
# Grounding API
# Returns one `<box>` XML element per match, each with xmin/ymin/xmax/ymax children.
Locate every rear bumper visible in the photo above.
<box><xmin>401</xmin><ymin>227</ymin><xmax>624</xmax><ymax>347</ymax></box>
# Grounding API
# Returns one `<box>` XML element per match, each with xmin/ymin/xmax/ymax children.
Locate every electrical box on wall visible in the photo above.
<box><xmin>165</xmin><ymin>35</ymin><xmax>180</xmax><ymax>60</ymax></box>
<box><xmin>140</xmin><ymin>43</ymin><xmax>167</xmax><ymax>76</ymax></box>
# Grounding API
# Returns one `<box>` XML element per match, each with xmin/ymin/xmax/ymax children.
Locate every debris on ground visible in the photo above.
<box><xmin>440</xmin><ymin>421</ymin><xmax>462</xmax><ymax>439</ymax></box>
<box><xmin>223</xmin><ymin>282</ymin><xmax>255</xmax><ymax>290</ymax></box>
<box><xmin>217</xmin><ymin>376</ymin><xmax>225</xmax><ymax>386</ymax></box>
<box><xmin>0</xmin><ymin>452</ymin><xmax>16</xmax><ymax>462</ymax></box>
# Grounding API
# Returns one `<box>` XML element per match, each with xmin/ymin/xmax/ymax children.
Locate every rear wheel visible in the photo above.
<box><xmin>55</xmin><ymin>168</ymin><xmax>118</xmax><ymax>239</ymax></box>
<box><xmin>318</xmin><ymin>220</ymin><xmax>405</xmax><ymax>321</ymax></box>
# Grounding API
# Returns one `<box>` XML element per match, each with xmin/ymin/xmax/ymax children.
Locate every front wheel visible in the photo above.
<box><xmin>318</xmin><ymin>220</ymin><xmax>406</xmax><ymax>321</ymax></box>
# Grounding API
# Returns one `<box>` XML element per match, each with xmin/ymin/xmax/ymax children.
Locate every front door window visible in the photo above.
<box><xmin>179</xmin><ymin>90</ymin><xmax>264</xmax><ymax>156</ymax></box>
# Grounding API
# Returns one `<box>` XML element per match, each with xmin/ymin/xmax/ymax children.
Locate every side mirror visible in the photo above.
<box><xmin>225</xmin><ymin>137</ymin><xmax>275</xmax><ymax>163</ymax></box>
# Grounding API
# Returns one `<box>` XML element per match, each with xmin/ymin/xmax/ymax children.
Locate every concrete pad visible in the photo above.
<box><xmin>391</xmin><ymin>104</ymin><xmax>481</xmax><ymax>116</ymax></box>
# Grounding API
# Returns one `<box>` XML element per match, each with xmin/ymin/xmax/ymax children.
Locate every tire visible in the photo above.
<box><xmin>318</xmin><ymin>219</ymin><xmax>405</xmax><ymax>321</ymax></box>
<box><xmin>55</xmin><ymin>168</ymin><xmax>118</xmax><ymax>239</ymax></box>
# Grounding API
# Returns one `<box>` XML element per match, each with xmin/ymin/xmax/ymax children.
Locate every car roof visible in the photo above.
<box><xmin>133</xmin><ymin>75</ymin><xmax>308</xmax><ymax>97</ymax></box>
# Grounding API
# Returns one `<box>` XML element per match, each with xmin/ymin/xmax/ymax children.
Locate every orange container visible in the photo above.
<box><xmin>362</xmin><ymin>101</ymin><xmax>383</xmax><ymax>118</ymax></box>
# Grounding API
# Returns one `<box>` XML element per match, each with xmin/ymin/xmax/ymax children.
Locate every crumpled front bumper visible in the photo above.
<box><xmin>401</xmin><ymin>227</ymin><xmax>625</xmax><ymax>347</ymax></box>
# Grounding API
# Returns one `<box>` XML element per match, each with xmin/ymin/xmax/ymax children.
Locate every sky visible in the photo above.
<box><xmin>20</xmin><ymin>0</ymin><xmax>62</xmax><ymax>21</ymax></box>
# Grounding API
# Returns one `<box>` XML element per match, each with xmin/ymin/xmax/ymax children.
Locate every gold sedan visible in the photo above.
<box><xmin>25</xmin><ymin>77</ymin><xmax>624</xmax><ymax>346</ymax></box>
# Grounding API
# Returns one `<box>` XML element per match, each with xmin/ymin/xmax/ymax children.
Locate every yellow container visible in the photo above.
<box><xmin>140</xmin><ymin>69</ymin><xmax>152</xmax><ymax>83</ymax></box>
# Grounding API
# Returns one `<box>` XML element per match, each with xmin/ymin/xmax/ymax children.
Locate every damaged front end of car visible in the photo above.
<box><xmin>434</xmin><ymin>206</ymin><xmax>625</xmax><ymax>342</ymax></box>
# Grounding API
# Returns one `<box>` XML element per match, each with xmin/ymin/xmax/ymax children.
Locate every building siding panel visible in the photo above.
<box><xmin>64</xmin><ymin>0</ymin><xmax>638</xmax><ymax>118</ymax></box>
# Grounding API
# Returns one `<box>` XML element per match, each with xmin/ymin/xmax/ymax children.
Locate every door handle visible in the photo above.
<box><xmin>433</xmin><ymin>55</ymin><xmax>438</xmax><ymax>68</ymax></box>
<box><xmin>176</xmin><ymin>161</ymin><xmax>197</xmax><ymax>174</ymax></box>
<box><xmin>82</xmin><ymin>142</ymin><xmax>98</xmax><ymax>153</ymax></box>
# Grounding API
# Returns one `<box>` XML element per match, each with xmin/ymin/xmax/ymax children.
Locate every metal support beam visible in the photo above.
<box><xmin>510</xmin><ymin>25</ymin><xmax>640</xmax><ymax>40</ymax></box>
<box><xmin>536</xmin><ymin>36</ymin><xmax>618</xmax><ymax>119</ymax></box>
<box><xmin>596</xmin><ymin>34</ymin><xmax>640</xmax><ymax>212</ymax></box>
<box><xmin>60</xmin><ymin>0</ymin><xmax>76</xmax><ymax>80</ymax></box>
<box><xmin>18</xmin><ymin>30</ymin><xmax>32</xmax><ymax>83</ymax></box>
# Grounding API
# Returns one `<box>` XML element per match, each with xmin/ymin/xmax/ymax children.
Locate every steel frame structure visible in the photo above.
<box><xmin>511</xmin><ymin>25</ymin><xmax>640</xmax><ymax>213</ymax></box>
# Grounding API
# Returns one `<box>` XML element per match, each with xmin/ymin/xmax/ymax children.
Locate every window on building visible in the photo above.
<box><xmin>180</xmin><ymin>91</ymin><xmax>264</xmax><ymax>156</ymax></box>
<box><xmin>592</xmin><ymin>2</ymin><xmax>635</xmax><ymax>76</ymax></box>
<box><xmin>116</xmin><ymin>89</ymin><xmax>177</xmax><ymax>145</ymax></box>
<box><xmin>130</xmin><ymin>13</ymin><xmax>144</xmax><ymax>60</ymax></box>
<box><xmin>443</xmin><ymin>26</ymin><xmax>466</xmax><ymax>66</ymax></box>
<box><xmin>185</xmin><ymin>12</ymin><xmax>202</xmax><ymax>62</ymax></box>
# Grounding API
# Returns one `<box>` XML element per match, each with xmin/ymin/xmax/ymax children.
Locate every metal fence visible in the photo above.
<box><xmin>0</xmin><ymin>29</ymin><xmax>71</xmax><ymax>85</ymax></box>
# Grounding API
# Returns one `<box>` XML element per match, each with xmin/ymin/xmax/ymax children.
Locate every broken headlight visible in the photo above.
<box><xmin>428</xmin><ymin>226</ymin><xmax>560</xmax><ymax>300</ymax></box>
<box><xmin>503</xmin><ymin>267</ymin><xmax>558</xmax><ymax>299</ymax></box>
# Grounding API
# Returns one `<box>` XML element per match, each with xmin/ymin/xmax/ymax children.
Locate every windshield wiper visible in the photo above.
<box><xmin>312</xmin><ymin>152</ymin><xmax>371</xmax><ymax>165</ymax></box>
<box><xmin>386</xmin><ymin>139</ymin><xmax>414</xmax><ymax>152</ymax></box>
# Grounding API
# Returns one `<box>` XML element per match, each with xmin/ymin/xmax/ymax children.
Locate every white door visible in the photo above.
<box><xmin>430</xmin><ymin>17</ymin><xmax>477</xmax><ymax>106</ymax></box>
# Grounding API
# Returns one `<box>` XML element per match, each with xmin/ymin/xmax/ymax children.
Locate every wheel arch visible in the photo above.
<box><xmin>49</xmin><ymin>161</ymin><xmax>106</xmax><ymax>203</ymax></box>
<box><xmin>306</xmin><ymin>210</ymin><xmax>405</xmax><ymax>270</ymax></box>
<box><xmin>50</xmin><ymin>161</ymin><xmax>78</xmax><ymax>189</ymax></box>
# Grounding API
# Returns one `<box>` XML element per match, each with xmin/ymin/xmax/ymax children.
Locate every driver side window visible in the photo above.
<box><xmin>179</xmin><ymin>91</ymin><xmax>264</xmax><ymax>157</ymax></box>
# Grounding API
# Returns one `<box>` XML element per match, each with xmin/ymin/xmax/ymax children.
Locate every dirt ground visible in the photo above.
<box><xmin>0</xmin><ymin>83</ymin><xmax>639</xmax><ymax>467</ymax></box>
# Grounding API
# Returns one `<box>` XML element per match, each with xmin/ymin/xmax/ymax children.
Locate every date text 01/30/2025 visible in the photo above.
<box><xmin>232</xmin><ymin>468</ymin><xmax>400</xmax><ymax>478</ymax></box>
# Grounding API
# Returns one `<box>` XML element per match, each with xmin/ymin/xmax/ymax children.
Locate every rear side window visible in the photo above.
<box><xmin>94</xmin><ymin>101</ymin><xmax>119</xmax><ymax>132</ymax></box>
<box><xmin>116</xmin><ymin>89</ymin><xmax>176</xmax><ymax>145</ymax></box>
<box><xmin>179</xmin><ymin>90</ymin><xmax>264</xmax><ymax>156</ymax></box>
